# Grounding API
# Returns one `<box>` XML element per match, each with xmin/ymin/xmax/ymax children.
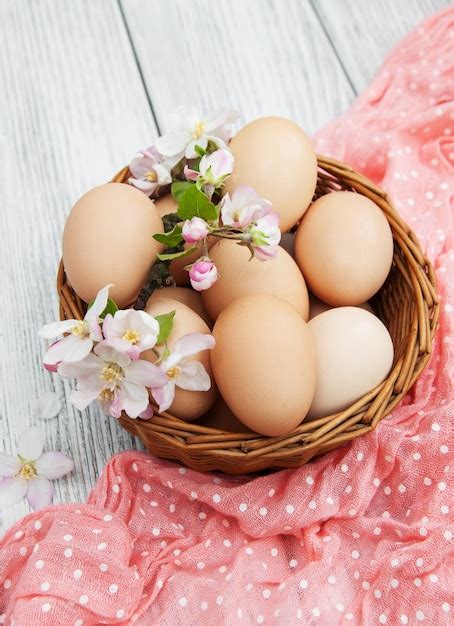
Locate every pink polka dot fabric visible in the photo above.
<box><xmin>1</xmin><ymin>8</ymin><xmax>454</xmax><ymax>625</ymax></box>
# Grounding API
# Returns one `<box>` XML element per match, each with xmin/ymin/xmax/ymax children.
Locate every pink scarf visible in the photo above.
<box><xmin>1</xmin><ymin>8</ymin><xmax>453</xmax><ymax>625</ymax></box>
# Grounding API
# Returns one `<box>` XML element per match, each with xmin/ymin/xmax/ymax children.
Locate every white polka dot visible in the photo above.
<box><xmin>109</xmin><ymin>584</ymin><xmax>118</xmax><ymax>594</ymax></box>
<box><xmin>34</xmin><ymin>521</ymin><xmax>42</xmax><ymax>531</ymax></box>
<box><xmin>152</xmin><ymin>527</ymin><xmax>160</xmax><ymax>536</ymax></box>
<box><xmin>212</xmin><ymin>494</ymin><xmax>221</xmax><ymax>503</ymax></box>
<box><xmin>64</xmin><ymin>548</ymin><xmax>73</xmax><ymax>558</ymax></box>
<box><xmin>379</xmin><ymin>614</ymin><xmax>387</xmax><ymax>624</ymax></box>
<box><xmin>297</xmin><ymin>609</ymin><xmax>302</xmax><ymax>619</ymax></box>
<box><xmin>443</xmin><ymin>530</ymin><xmax>452</xmax><ymax>540</ymax></box>
<box><xmin>423</xmin><ymin>477</ymin><xmax>432</xmax><ymax>486</ymax></box>
<box><xmin>429</xmin><ymin>574</ymin><xmax>438</xmax><ymax>582</ymax></box>
<box><xmin>440</xmin><ymin>445</ymin><xmax>449</xmax><ymax>454</ymax></box>
<box><xmin>35</xmin><ymin>560</ymin><xmax>44</xmax><ymax>569</ymax></box>
<box><xmin>328</xmin><ymin>575</ymin><xmax>336</xmax><ymax>584</ymax></box>
<box><xmin>178</xmin><ymin>467</ymin><xmax>186</xmax><ymax>474</ymax></box>
<box><xmin>63</xmin><ymin>534</ymin><xmax>73</xmax><ymax>542</ymax></box>
<box><xmin>257</xmin><ymin>616</ymin><xmax>264</xmax><ymax>624</ymax></box>
<box><xmin>348</xmin><ymin>508</ymin><xmax>356</xmax><ymax>516</ymax></box>
<box><xmin>346</xmin><ymin>614</ymin><xmax>354</xmax><ymax>621</ymax></box>
<box><xmin>300</xmin><ymin>579</ymin><xmax>308</xmax><ymax>589</ymax></box>
<box><xmin>442</xmin><ymin>602</ymin><xmax>450</xmax><ymax>612</ymax></box>
<box><xmin>351</xmin><ymin>550</ymin><xmax>360</xmax><ymax>559</ymax></box>
<box><xmin>416</xmin><ymin>610</ymin><xmax>424</xmax><ymax>621</ymax></box>
<box><xmin>384</xmin><ymin>486</ymin><xmax>391</xmax><ymax>495</ymax></box>
<box><xmin>178</xmin><ymin>597</ymin><xmax>187</xmax><ymax>607</ymax></box>
<box><xmin>289</xmin><ymin>559</ymin><xmax>297</xmax><ymax>568</ymax></box>
<box><xmin>413</xmin><ymin>451</ymin><xmax>421</xmax><ymax>461</ymax></box>
<box><xmin>216</xmin><ymin>595</ymin><xmax>223</xmax><ymax>605</ymax></box>
<box><xmin>3</xmin><ymin>580</ymin><xmax>11</xmax><ymax>589</ymax></box>
<box><xmin>268</xmin><ymin>488</ymin><xmax>275</xmax><ymax>497</ymax></box>
<box><xmin>306</xmin><ymin>476</ymin><xmax>314</xmax><ymax>485</ymax></box>
<box><xmin>341</xmin><ymin>464</ymin><xmax>349</xmax><ymax>473</ymax></box>
<box><xmin>432</xmin><ymin>422</ymin><xmax>441</xmax><ymax>432</ymax></box>
<box><xmin>38</xmin><ymin>580</ymin><xmax>50</xmax><ymax>593</ymax></box>
<box><xmin>15</xmin><ymin>530</ymin><xmax>24</xmax><ymax>538</ymax></box>
<box><xmin>246</xmin><ymin>583</ymin><xmax>253</xmax><ymax>591</ymax></box>
<box><xmin>213</xmin><ymin>477</ymin><xmax>221</xmax><ymax>484</ymax></box>
<box><xmin>41</xmin><ymin>603</ymin><xmax>51</xmax><ymax>613</ymax></box>
<box><xmin>262</xmin><ymin>589</ymin><xmax>271</xmax><ymax>599</ymax></box>
<box><xmin>239</xmin><ymin>503</ymin><xmax>247</xmax><ymax>512</ymax></box>
<box><xmin>438</xmin><ymin>482</ymin><xmax>447</xmax><ymax>491</ymax></box>
<box><xmin>425</xmin><ymin>191</ymin><xmax>434</xmax><ymax>200</ymax></box>
<box><xmin>73</xmin><ymin>569</ymin><xmax>82</xmax><ymax>579</ymax></box>
<box><xmin>326</xmin><ymin>496</ymin><xmax>334</xmax><ymax>505</ymax></box>
<box><xmin>400</xmin><ymin>616</ymin><xmax>408</xmax><ymax>624</ymax></box>
<box><xmin>345</xmin><ymin>485</ymin><xmax>353</xmax><ymax>494</ymax></box>
<box><xmin>259</xmin><ymin>507</ymin><xmax>267</xmax><ymax>516</ymax></box>
<box><xmin>150</xmin><ymin>500</ymin><xmax>158</xmax><ymax>507</ymax></box>
<box><xmin>336</xmin><ymin>604</ymin><xmax>344</xmax><ymax>612</ymax></box>
<box><xmin>99</xmin><ymin>563</ymin><xmax>108</xmax><ymax>572</ymax></box>
<box><xmin>79</xmin><ymin>595</ymin><xmax>88</xmax><ymax>605</ymax></box>
<box><xmin>270</xmin><ymin>547</ymin><xmax>278</xmax><ymax>557</ymax></box>
<box><xmin>19</xmin><ymin>546</ymin><xmax>27</xmax><ymax>556</ymax></box>
<box><xmin>97</xmin><ymin>542</ymin><xmax>107</xmax><ymax>550</ymax></box>
<box><xmin>373</xmin><ymin>527</ymin><xmax>381</xmax><ymax>535</ymax></box>
<box><xmin>285</xmin><ymin>504</ymin><xmax>294</xmax><ymax>514</ymax></box>
<box><xmin>309</xmin><ymin>500</ymin><xmax>316</xmax><ymax>510</ymax></box>
<box><xmin>201</xmin><ymin>601</ymin><xmax>208</xmax><ymax>611</ymax></box>
<box><xmin>391</xmin><ymin>578</ymin><xmax>399</xmax><ymax>588</ymax></box>
<box><xmin>441</xmin><ymin>505</ymin><xmax>449</xmax><ymax>514</ymax></box>
<box><xmin>352</xmin><ymin>532</ymin><xmax>360</xmax><ymax>539</ymax></box>
<box><xmin>112</xmin><ymin>484</ymin><xmax>120</xmax><ymax>493</ymax></box>
<box><xmin>103</xmin><ymin>514</ymin><xmax>112</xmax><ymax>522</ymax></box>
<box><xmin>143</xmin><ymin>483</ymin><xmax>151</xmax><ymax>493</ymax></box>
<box><xmin>116</xmin><ymin>609</ymin><xmax>125</xmax><ymax>619</ymax></box>
<box><xmin>415</xmin><ymin>558</ymin><xmax>424</xmax><ymax>567</ymax></box>
<box><xmin>362</xmin><ymin>581</ymin><xmax>370</xmax><ymax>590</ymax></box>
<box><xmin>312</xmin><ymin>607</ymin><xmax>320</xmax><ymax>617</ymax></box>
<box><xmin>199</xmin><ymin>512</ymin><xmax>206</xmax><ymax>519</ymax></box>
<box><xmin>218</xmin><ymin>565</ymin><xmax>227</xmax><ymax>573</ymax></box>
<box><xmin>391</xmin><ymin>558</ymin><xmax>399</xmax><ymax>568</ymax></box>
<box><xmin>74</xmin><ymin>620</ymin><xmax>83</xmax><ymax>626</ymax></box>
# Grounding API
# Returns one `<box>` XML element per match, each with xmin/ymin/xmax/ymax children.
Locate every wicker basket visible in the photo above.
<box><xmin>57</xmin><ymin>156</ymin><xmax>439</xmax><ymax>474</ymax></box>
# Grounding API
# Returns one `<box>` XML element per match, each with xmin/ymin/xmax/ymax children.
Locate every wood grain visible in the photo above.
<box><xmin>312</xmin><ymin>0</ymin><xmax>449</xmax><ymax>92</ymax></box>
<box><xmin>0</xmin><ymin>0</ymin><xmax>156</xmax><ymax>532</ymax></box>
<box><xmin>119</xmin><ymin>0</ymin><xmax>355</xmax><ymax>135</ymax></box>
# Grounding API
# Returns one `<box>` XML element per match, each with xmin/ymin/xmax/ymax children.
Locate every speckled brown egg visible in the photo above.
<box><xmin>201</xmin><ymin>239</ymin><xmax>309</xmax><ymax>321</ymax></box>
<box><xmin>211</xmin><ymin>295</ymin><xmax>316</xmax><ymax>436</ymax></box>
<box><xmin>144</xmin><ymin>298</ymin><xmax>217</xmax><ymax>420</ymax></box>
<box><xmin>63</xmin><ymin>183</ymin><xmax>163</xmax><ymax>307</ymax></box>
<box><xmin>224</xmin><ymin>117</ymin><xmax>317</xmax><ymax>231</ymax></box>
<box><xmin>295</xmin><ymin>191</ymin><xmax>393</xmax><ymax>306</ymax></box>
<box><xmin>146</xmin><ymin>286</ymin><xmax>212</xmax><ymax>328</ymax></box>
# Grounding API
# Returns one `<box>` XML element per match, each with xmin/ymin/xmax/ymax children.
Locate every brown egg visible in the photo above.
<box><xmin>197</xmin><ymin>397</ymin><xmax>253</xmax><ymax>433</ymax></box>
<box><xmin>144</xmin><ymin>298</ymin><xmax>217</xmax><ymax>420</ymax></box>
<box><xmin>224</xmin><ymin>117</ymin><xmax>317</xmax><ymax>231</ymax></box>
<box><xmin>201</xmin><ymin>239</ymin><xmax>309</xmax><ymax>321</ymax></box>
<box><xmin>146</xmin><ymin>286</ymin><xmax>212</xmax><ymax>327</ymax></box>
<box><xmin>308</xmin><ymin>307</ymin><xmax>394</xmax><ymax>419</ymax></box>
<box><xmin>211</xmin><ymin>295</ymin><xmax>316</xmax><ymax>436</ymax></box>
<box><xmin>63</xmin><ymin>183</ymin><xmax>163</xmax><ymax>307</ymax></box>
<box><xmin>155</xmin><ymin>192</ymin><xmax>215</xmax><ymax>286</ymax></box>
<box><xmin>309</xmin><ymin>293</ymin><xmax>375</xmax><ymax>320</ymax></box>
<box><xmin>295</xmin><ymin>191</ymin><xmax>393</xmax><ymax>306</ymax></box>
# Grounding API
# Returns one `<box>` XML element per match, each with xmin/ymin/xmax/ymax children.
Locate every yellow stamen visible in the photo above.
<box><xmin>122</xmin><ymin>329</ymin><xmax>140</xmax><ymax>345</ymax></box>
<box><xmin>100</xmin><ymin>363</ymin><xmax>123</xmax><ymax>385</ymax></box>
<box><xmin>71</xmin><ymin>320</ymin><xmax>89</xmax><ymax>337</ymax></box>
<box><xmin>166</xmin><ymin>366</ymin><xmax>181</xmax><ymax>380</ymax></box>
<box><xmin>99</xmin><ymin>389</ymin><xmax>115</xmax><ymax>404</ymax></box>
<box><xmin>20</xmin><ymin>462</ymin><xmax>37</xmax><ymax>480</ymax></box>
<box><xmin>145</xmin><ymin>170</ymin><xmax>158</xmax><ymax>182</ymax></box>
<box><xmin>192</xmin><ymin>121</ymin><xmax>205</xmax><ymax>140</ymax></box>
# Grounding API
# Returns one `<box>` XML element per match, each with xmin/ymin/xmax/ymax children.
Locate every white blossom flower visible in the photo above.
<box><xmin>221</xmin><ymin>186</ymin><xmax>272</xmax><ymax>229</ymax></box>
<box><xmin>184</xmin><ymin>148</ymin><xmax>234</xmax><ymax>197</ymax></box>
<box><xmin>128</xmin><ymin>145</ymin><xmax>173</xmax><ymax>195</ymax></box>
<box><xmin>151</xmin><ymin>333</ymin><xmax>215</xmax><ymax>413</ymax></box>
<box><xmin>155</xmin><ymin>107</ymin><xmax>239</xmax><ymax>161</ymax></box>
<box><xmin>249</xmin><ymin>211</ymin><xmax>281</xmax><ymax>261</ymax></box>
<box><xmin>39</xmin><ymin>284</ymin><xmax>112</xmax><ymax>366</ymax></box>
<box><xmin>58</xmin><ymin>344</ymin><xmax>167</xmax><ymax>419</ymax></box>
<box><xmin>102</xmin><ymin>309</ymin><xmax>160</xmax><ymax>360</ymax></box>
<box><xmin>0</xmin><ymin>427</ymin><xmax>74</xmax><ymax>510</ymax></box>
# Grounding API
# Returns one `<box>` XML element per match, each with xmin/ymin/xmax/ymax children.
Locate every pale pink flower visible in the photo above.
<box><xmin>128</xmin><ymin>145</ymin><xmax>173</xmax><ymax>195</ymax></box>
<box><xmin>221</xmin><ymin>186</ymin><xmax>272</xmax><ymax>228</ymax></box>
<box><xmin>0</xmin><ymin>426</ymin><xmax>74</xmax><ymax>510</ymax></box>
<box><xmin>189</xmin><ymin>259</ymin><xmax>219</xmax><ymax>291</ymax></box>
<box><xmin>58</xmin><ymin>344</ymin><xmax>167</xmax><ymax>419</ymax></box>
<box><xmin>184</xmin><ymin>149</ymin><xmax>234</xmax><ymax>197</ymax></box>
<box><xmin>39</xmin><ymin>284</ymin><xmax>112</xmax><ymax>366</ymax></box>
<box><xmin>249</xmin><ymin>211</ymin><xmax>281</xmax><ymax>261</ymax></box>
<box><xmin>102</xmin><ymin>309</ymin><xmax>160</xmax><ymax>360</ymax></box>
<box><xmin>155</xmin><ymin>107</ymin><xmax>239</xmax><ymax>161</ymax></box>
<box><xmin>182</xmin><ymin>217</ymin><xmax>210</xmax><ymax>244</ymax></box>
<box><xmin>151</xmin><ymin>333</ymin><xmax>215</xmax><ymax>413</ymax></box>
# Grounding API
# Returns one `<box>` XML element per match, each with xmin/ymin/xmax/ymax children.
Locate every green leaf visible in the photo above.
<box><xmin>177</xmin><ymin>185</ymin><xmax>217</xmax><ymax>221</ymax></box>
<box><xmin>194</xmin><ymin>144</ymin><xmax>206</xmax><ymax>157</ymax></box>
<box><xmin>157</xmin><ymin>245</ymin><xmax>198</xmax><ymax>262</ymax></box>
<box><xmin>87</xmin><ymin>297</ymin><xmax>119</xmax><ymax>319</ymax></box>
<box><xmin>171</xmin><ymin>181</ymin><xmax>193</xmax><ymax>201</ymax></box>
<box><xmin>153</xmin><ymin>224</ymin><xmax>183</xmax><ymax>247</ymax></box>
<box><xmin>155</xmin><ymin>310</ymin><xmax>176</xmax><ymax>344</ymax></box>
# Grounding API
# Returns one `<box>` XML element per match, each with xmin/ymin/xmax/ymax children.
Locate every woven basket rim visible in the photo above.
<box><xmin>57</xmin><ymin>154</ymin><xmax>440</xmax><ymax>474</ymax></box>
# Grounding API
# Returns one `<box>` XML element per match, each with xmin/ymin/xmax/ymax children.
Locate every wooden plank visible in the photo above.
<box><xmin>119</xmin><ymin>0</ymin><xmax>356</xmax><ymax>135</ymax></box>
<box><xmin>0</xmin><ymin>0</ymin><xmax>155</xmax><ymax>531</ymax></box>
<box><xmin>312</xmin><ymin>0</ymin><xmax>449</xmax><ymax>92</ymax></box>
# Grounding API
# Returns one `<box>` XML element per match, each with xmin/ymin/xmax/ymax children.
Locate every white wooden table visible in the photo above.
<box><xmin>0</xmin><ymin>0</ymin><xmax>448</xmax><ymax>532</ymax></box>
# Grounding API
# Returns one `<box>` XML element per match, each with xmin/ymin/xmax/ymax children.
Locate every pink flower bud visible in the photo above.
<box><xmin>189</xmin><ymin>259</ymin><xmax>219</xmax><ymax>291</ymax></box>
<box><xmin>182</xmin><ymin>217</ymin><xmax>210</xmax><ymax>244</ymax></box>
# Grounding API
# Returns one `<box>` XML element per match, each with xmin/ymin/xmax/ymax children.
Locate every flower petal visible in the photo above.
<box><xmin>152</xmin><ymin>382</ymin><xmax>175</xmax><ymax>413</ymax></box>
<box><xmin>177</xmin><ymin>361</ymin><xmax>211</xmax><ymax>391</ymax></box>
<box><xmin>153</xmin><ymin>163</ymin><xmax>172</xmax><ymax>185</ymax></box>
<box><xmin>128</xmin><ymin>177</ymin><xmax>156</xmax><ymax>195</ymax></box>
<box><xmin>36</xmin><ymin>451</ymin><xmax>74</xmax><ymax>479</ymax></box>
<box><xmin>119</xmin><ymin>386</ymin><xmax>149</xmax><ymax>418</ymax></box>
<box><xmin>84</xmin><ymin>284</ymin><xmax>113</xmax><ymax>322</ymax></box>
<box><xmin>32</xmin><ymin>392</ymin><xmax>62</xmax><ymax>420</ymax></box>
<box><xmin>44</xmin><ymin>334</ymin><xmax>93</xmax><ymax>365</ymax></box>
<box><xmin>125</xmin><ymin>360</ymin><xmax>168</xmax><ymax>387</ymax></box>
<box><xmin>18</xmin><ymin>426</ymin><xmax>44</xmax><ymax>460</ymax></box>
<box><xmin>185</xmin><ymin>137</ymin><xmax>208</xmax><ymax>159</ymax></box>
<box><xmin>0</xmin><ymin>477</ymin><xmax>27</xmax><ymax>508</ymax></box>
<box><xmin>170</xmin><ymin>333</ymin><xmax>215</xmax><ymax>365</ymax></box>
<box><xmin>38</xmin><ymin>319</ymin><xmax>77</xmax><ymax>339</ymax></box>
<box><xmin>58</xmin><ymin>352</ymin><xmax>102</xmax><ymax>379</ymax></box>
<box><xmin>69</xmin><ymin>382</ymin><xmax>102</xmax><ymax>411</ymax></box>
<box><xmin>155</xmin><ymin>131</ymin><xmax>188</xmax><ymax>158</ymax></box>
<box><xmin>139</xmin><ymin>404</ymin><xmax>154</xmax><ymax>420</ymax></box>
<box><xmin>94</xmin><ymin>342</ymin><xmax>131</xmax><ymax>367</ymax></box>
<box><xmin>26</xmin><ymin>476</ymin><xmax>53</xmax><ymax>510</ymax></box>
<box><xmin>0</xmin><ymin>454</ymin><xmax>21</xmax><ymax>478</ymax></box>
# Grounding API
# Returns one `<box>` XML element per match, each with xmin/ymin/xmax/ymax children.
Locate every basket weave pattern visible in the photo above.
<box><xmin>57</xmin><ymin>156</ymin><xmax>439</xmax><ymax>474</ymax></box>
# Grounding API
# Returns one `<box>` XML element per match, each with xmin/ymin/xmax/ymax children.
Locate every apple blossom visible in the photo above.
<box><xmin>102</xmin><ymin>309</ymin><xmax>160</xmax><ymax>360</ymax></box>
<box><xmin>128</xmin><ymin>145</ymin><xmax>173</xmax><ymax>195</ymax></box>
<box><xmin>249</xmin><ymin>211</ymin><xmax>282</xmax><ymax>261</ymax></box>
<box><xmin>182</xmin><ymin>217</ymin><xmax>210</xmax><ymax>244</ymax></box>
<box><xmin>155</xmin><ymin>107</ymin><xmax>239</xmax><ymax>161</ymax></box>
<box><xmin>221</xmin><ymin>186</ymin><xmax>272</xmax><ymax>229</ymax></box>
<box><xmin>0</xmin><ymin>426</ymin><xmax>74</xmax><ymax>510</ymax></box>
<box><xmin>189</xmin><ymin>259</ymin><xmax>219</xmax><ymax>291</ymax></box>
<box><xmin>151</xmin><ymin>333</ymin><xmax>215</xmax><ymax>413</ymax></box>
<box><xmin>184</xmin><ymin>149</ymin><xmax>234</xmax><ymax>197</ymax></box>
<box><xmin>39</xmin><ymin>284</ymin><xmax>112</xmax><ymax>366</ymax></box>
<box><xmin>58</xmin><ymin>344</ymin><xmax>167</xmax><ymax>419</ymax></box>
